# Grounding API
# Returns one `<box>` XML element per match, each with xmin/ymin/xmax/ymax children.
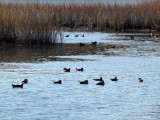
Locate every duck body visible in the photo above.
<box><xmin>75</xmin><ymin>34</ymin><xmax>78</xmax><ymax>37</ymax></box>
<box><xmin>78</xmin><ymin>80</ymin><xmax>88</xmax><ymax>84</ymax></box>
<box><xmin>155</xmin><ymin>34</ymin><xmax>159</xmax><ymax>38</ymax></box>
<box><xmin>110</xmin><ymin>77</ymin><xmax>118</xmax><ymax>81</ymax></box>
<box><xmin>93</xmin><ymin>77</ymin><xmax>103</xmax><ymax>81</ymax></box>
<box><xmin>80</xmin><ymin>43</ymin><xmax>85</xmax><ymax>46</ymax></box>
<box><xmin>131</xmin><ymin>35</ymin><xmax>134</xmax><ymax>39</ymax></box>
<box><xmin>92</xmin><ymin>41</ymin><xmax>97</xmax><ymax>45</ymax></box>
<box><xmin>64</xmin><ymin>68</ymin><xmax>70</xmax><ymax>72</ymax></box>
<box><xmin>76</xmin><ymin>68</ymin><xmax>83</xmax><ymax>71</ymax></box>
<box><xmin>12</xmin><ymin>83</ymin><xmax>24</xmax><ymax>88</ymax></box>
<box><xmin>53</xmin><ymin>80</ymin><xmax>62</xmax><ymax>84</ymax></box>
<box><xmin>96</xmin><ymin>81</ymin><xmax>105</xmax><ymax>85</ymax></box>
<box><xmin>65</xmin><ymin>35</ymin><xmax>69</xmax><ymax>37</ymax></box>
<box><xmin>138</xmin><ymin>78</ymin><xmax>143</xmax><ymax>82</ymax></box>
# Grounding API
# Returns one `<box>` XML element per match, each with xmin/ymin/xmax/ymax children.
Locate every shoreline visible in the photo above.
<box><xmin>59</xmin><ymin>27</ymin><xmax>157</xmax><ymax>33</ymax></box>
<box><xmin>0</xmin><ymin>29</ymin><xmax>157</xmax><ymax>47</ymax></box>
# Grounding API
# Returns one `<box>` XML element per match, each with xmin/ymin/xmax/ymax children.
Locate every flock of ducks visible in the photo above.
<box><xmin>65</xmin><ymin>34</ymin><xmax>97</xmax><ymax>46</ymax></box>
<box><xmin>66</xmin><ymin>33</ymin><xmax>160</xmax><ymax>38</ymax></box>
<box><xmin>12</xmin><ymin>33</ymin><xmax>147</xmax><ymax>88</ymax></box>
<box><xmin>66</xmin><ymin>32</ymin><xmax>159</xmax><ymax>42</ymax></box>
<box><xmin>12</xmin><ymin>68</ymin><xmax>143</xmax><ymax>88</ymax></box>
<box><xmin>65</xmin><ymin>32</ymin><xmax>160</xmax><ymax>48</ymax></box>
<box><xmin>65</xmin><ymin>34</ymin><xmax>84</xmax><ymax>38</ymax></box>
<box><xmin>63</xmin><ymin>69</ymin><xmax>107</xmax><ymax>85</ymax></box>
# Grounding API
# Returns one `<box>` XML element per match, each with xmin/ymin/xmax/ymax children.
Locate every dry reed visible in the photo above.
<box><xmin>0</xmin><ymin>0</ymin><xmax>160</xmax><ymax>45</ymax></box>
<box><xmin>0</xmin><ymin>2</ymin><xmax>63</xmax><ymax>45</ymax></box>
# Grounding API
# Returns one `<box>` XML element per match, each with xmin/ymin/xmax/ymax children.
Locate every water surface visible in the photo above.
<box><xmin>0</xmin><ymin>32</ymin><xmax>160</xmax><ymax>120</ymax></box>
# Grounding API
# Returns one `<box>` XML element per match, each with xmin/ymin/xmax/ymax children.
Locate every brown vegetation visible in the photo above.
<box><xmin>0</xmin><ymin>2</ymin><xmax>63</xmax><ymax>45</ymax></box>
<box><xmin>55</xmin><ymin>0</ymin><xmax>160</xmax><ymax>31</ymax></box>
<box><xmin>0</xmin><ymin>0</ymin><xmax>160</xmax><ymax>45</ymax></box>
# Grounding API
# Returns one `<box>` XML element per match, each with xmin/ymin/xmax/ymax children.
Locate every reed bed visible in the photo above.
<box><xmin>54</xmin><ymin>0</ymin><xmax>160</xmax><ymax>31</ymax></box>
<box><xmin>0</xmin><ymin>2</ymin><xmax>63</xmax><ymax>45</ymax></box>
<box><xmin>0</xmin><ymin>0</ymin><xmax>160</xmax><ymax>45</ymax></box>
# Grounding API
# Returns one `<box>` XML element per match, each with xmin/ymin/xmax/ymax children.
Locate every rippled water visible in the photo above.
<box><xmin>0</xmin><ymin>32</ymin><xmax>160</xmax><ymax>120</ymax></box>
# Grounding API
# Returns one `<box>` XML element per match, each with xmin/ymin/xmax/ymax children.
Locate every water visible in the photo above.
<box><xmin>0</xmin><ymin>32</ymin><xmax>160</xmax><ymax>120</ymax></box>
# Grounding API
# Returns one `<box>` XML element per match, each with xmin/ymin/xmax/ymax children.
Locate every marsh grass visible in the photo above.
<box><xmin>0</xmin><ymin>2</ymin><xmax>63</xmax><ymax>45</ymax></box>
<box><xmin>0</xmin><ymin>0</ymin><xmax>160</xmax><ymax>45</ymax></box>
<box><xmin>54</xmin><ymin>0</ymin><xmax>160</xmax><ymax>31</ymax></box>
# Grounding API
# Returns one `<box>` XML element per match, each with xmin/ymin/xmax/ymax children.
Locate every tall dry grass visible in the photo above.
<box><xmin>0</xmin><ymin>2</ymin><xmax>63</xmax><ymax>45</ymax></box>
<box><xmin>53</xmin><ymin>0</ymin><xmax>160</xmax><ymax>31</ymax></box>
<box><xmin>0</xmin><ymin>0</ymin><xmax>160</xmax><ymax>45</ymax></box>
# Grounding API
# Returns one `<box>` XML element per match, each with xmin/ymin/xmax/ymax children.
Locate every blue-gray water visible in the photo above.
<box><xmin>0</xmin><ymin>32</ymin><xmax>160</xmax><ymax>120</ymax></box>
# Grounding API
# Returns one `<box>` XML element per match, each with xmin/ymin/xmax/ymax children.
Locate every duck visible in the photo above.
<box><xmin>96</xmin><ymin>80</ymin><xmax>105</xmax><ymax>85</ymax></box>
<box><xmin>138</xmin><ymin>78</ymin><xmax>143</xmax><ymax>82</ymax></box>
<box><xmin>82</xmin><ymin>34</ymin><xmax>84</xmax><ymax>37</ymax></box>
<box><xmin>93</xmin><ymin>77</ymin><xmax>103</xmax><ymax>81</ymax></box>
<box><xmin>76</xmin><ymin>68</ymin><xmax>83</xmax><ymax>71</ymax></box>
<box><xmin>155</xmin><ymin>34</ymin><xmax>159</xmax><ymax>38</ymax></box>
<box><xmin>12</xmin><ymin>81</ymin><xmax>24</xmax><ymax>88</ymax></box>
<box><xmin>75</xmin><ymin>34</ymin><xmax>78</xmax><ymax>37</ymax></box>
<box><xmin>131</xmin><ymin>35</ymin><xmax>134</xmax><ymax>39</ymax></box>
<box><xmin>65</xmin><ymin>35</ymin><xmax>69</xmax><ymax>37</ymax></box>
<box><xmin>80</xmin><ymin>43</ymin><xmax>85</xmax><ymax>47</ymax></box>
<box><xmin>53</xmin><ymin>80</ymin><xmax>62</xmax><ymax>84</ymax></box>
<box><xmin>110</xmin><ymin>76</ymin><xmax>118</xmax><ymax>81</ymax></box>
<box><xmin>64</xmin><ymin>68</ymin><xmax>70</xmax><ymax>72</ymax></box>
<box><xmin>92</xmin><ymin>41</ymin><xmax>97</xmax><ymax>45</ymax></box>
<box><xmin>22</xmin><ymin>79</ymin><xmax>28</xmax><ymax>84</ymax></box>
<box><xmin>78</xmin><ymin>80</ymin><xmax>88</xmax><ymax>84</ymax></box>
<box><xmin>111</xmin><ymin>45</ymin><xmax>116</xmax><ymax>49</ymax></box>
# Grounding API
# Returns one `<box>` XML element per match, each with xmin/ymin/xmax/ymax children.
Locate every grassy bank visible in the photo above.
<box><xmin>0</xmin><ymin>0</ymin><xmax>160</xmax><ymax>45</ymax></box>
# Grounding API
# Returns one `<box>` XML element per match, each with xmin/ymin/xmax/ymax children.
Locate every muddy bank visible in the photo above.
<box><xmin>0</xmin><ymin>43</ymin><xmax>129</xmax><ymax>62</ymax></box>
